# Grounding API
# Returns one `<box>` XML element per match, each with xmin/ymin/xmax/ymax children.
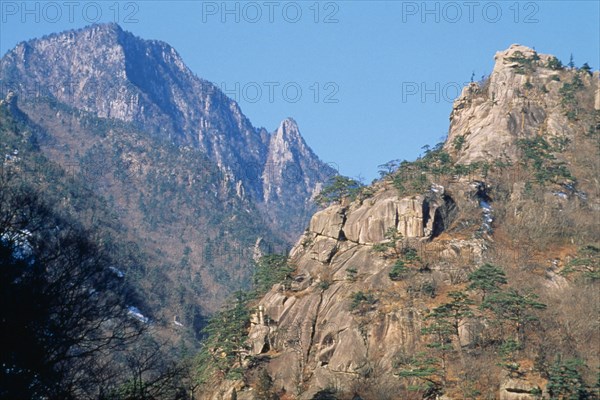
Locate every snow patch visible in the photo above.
<box><xmin>127</xmin><ymin>306</ymin><xmax>149</xmax><ymax>324</ymax></box>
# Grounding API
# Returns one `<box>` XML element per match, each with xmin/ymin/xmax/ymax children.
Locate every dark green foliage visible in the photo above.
<box><xmin>581</xmin><ymin>63</ymin><xmax>593</xmax><ymax>75</ymax></box>
<box><xmin>421</xmin><ymin>281</ymin><xmax>437</xmax><ymax>298</ymax></box>
<box><xmin>560</xmin><ymin>75</ymin><xmax>585</xmax><ymax>120</ymax></box>
<box><xmin>401</xmin><ymin>247</ymin><xmax>420</xmax><ymax>263</ymax></box>
<box><xmin>481</xmin><ymin>288</ymin><xmax>546</xmax><ymax>344</ymax></box>
<box><xmin>389</xmin><ymin>260</ymin><xmax>409</xmax><ymax>281</ymax></box>
<box><xmin>414</xmin><ymin>295</ymin><xmax>472</xmax><ymax>391</ymax></box>
<box><xmin>391</xmin><ymin>141</ymin><xmax>451</xmax><ymax>196</ymax></box>
<box><xmin>561</xmin><ymin>245</ymin><xmax>599</xmax><ymax>281</ymax></box>
<box><xmin>551</xmin><ymin>136</ymin><xmax>572</xmax><ymax>151</ymax></box>
<box><xmin>372</xmin><ymin>227</ymin><xmax>402</xmax><ymax>256</ymax></box>
<box><xmin>392</xmin><ymin>170</ymin><xmax>430</xmax><ymax>196</ymax></box>
<box><xmin>394</xmin><ymin>352</ymin><xmax>443</xmax><ymax>394</ymax></box>
<box><xmin>253</xmin><ymin>254</ymin><xmax>294</xmax><ymax>295</ymax></box>
<box><xmin>530</xmin><ymin>387</ymin><xmax>543</xmax><ymax>396</ymax></box>
<box><xmin>453</xmin><ymin>135</ymin><xmax>466</xmax><ymax>151</ymax></box>
<box><xmin>507</xmin><ymin>51</ymin><xmax>538</xmax><ymax>74</ymax></box>
<box><xmin>346</xmin><ymin>267</ymin><xmax>358</xmax><ymax>281</ymax></box>
<box><xmin>377</xmin><ymin>159</ymin><xmax>401</xmax><ymax>178</ymax></box>
<box><xmin>197</xmin><ymin>291</ymin><xmax>251</xmax><ymax>380</ymax></box>
<box><xmin>390</xmin><ymin>140</ymin><xmax>500</xmax><ymax>198</ymax></box>
<box><xmin>316</xmin><ymin>175</ymin><xmax>363</xmax><ymax>205</ymax></box>
<box><xmin>318</xmin><ymin>280</ymin><xmax>331</xmax><ymax>290</ymax></box>
<box><xmin>547</xmin><ymin>56</ymin><xmax>564</xmax><ymax>70</ymax></box>
<box><xmin>468</xmin><ymin>263</ymin><xmax>507</xmax><ymax>300</ymax></box>
<box><xmin>350</xmin><ymin>291</ymin><xmax>377</xmax><ymax>311</ymax></box>
<box><xmin>517</xmin><ymin>135</ymin><xmax>574</xmax><ymax>185</ymax></box>
<box><xmin>424</xmin><ymin>291</ymin><xmax>474</xmax><ymax>344</ymax></box>
<box><xmin>547</xmin><ymin>358</ymin><xmax>590</xmax><ymax>399</ymax></box>
<box><xmin>498</xmin><ymin>339</ymin><xmax>522</xmax><ymax>377</ymax></box>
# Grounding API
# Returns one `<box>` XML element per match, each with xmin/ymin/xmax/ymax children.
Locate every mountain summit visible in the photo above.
<box><xmin>0</xmin><ymin>23</ymin><xmax>335</xmax><ymax>238</ymax></box>
<box><xmin>445</xmin><ymin>44</ymin><xmax>599</xmax><ymax>164</ymax></box>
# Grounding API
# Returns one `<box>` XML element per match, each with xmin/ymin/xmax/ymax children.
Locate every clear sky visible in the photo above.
<box><xmin>1</xmin><ymin>1</ymin><xmax>599</xmax><ymax>181</ymax></box>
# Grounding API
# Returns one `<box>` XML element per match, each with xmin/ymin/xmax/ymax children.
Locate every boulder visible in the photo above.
<box><xmin>309</xmin><ymin>205</ymin><xmax>345</xmax><ymax>239</ymax></box>
<box><xmin>499</xmin><ymin>378</ymin><xmax>540</xmax><ymax>400</ymax></box>
<box><xmin>247</xmin><ymin>324</ymin><xmax>270</xmax><ymax>355</ymax></box>
<box><xmin>397</xmin><ymin>196</ymin><xmax>425</xmax><ymax>238</ymax></box>
<box><xmin>309</xmin><ymin>237</ymin><xmax>339</xmax><ymax>264</ymax></box>
<box><xmin>344</xmin><ymin>196</ymin><xmax>425</xmax><ymax>243</ymax></box>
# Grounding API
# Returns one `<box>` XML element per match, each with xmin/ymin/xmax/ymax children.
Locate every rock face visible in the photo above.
<box><xmin>445</xmin><ymin>44</ymin><xmax>599</xmax><ymax>165</ymax></box>
<box><xmin>499</xmin><ymin>378</ymin><xmax>540</xmax><ymax>400</ymax></box>
<box><xmin>0</xmin><ymin>23</ymin><xmax>335</xmax><ymax>239</ymax></box>
<box><xmin>343</xmin><ymin>195</ymin><xmax>423</xmax><ymax>243</ymax></box>
<box><xmin>237</xmin><ymin>186</ymin><xmax>473</xmax><ymax>399</ymax></box>
<box><xmin>308</xmin><ymin>189</ymin><xmax>456</xmax><ymax>245</ymax></box>
<box><xmin>200</xmin><ymin>45</ymin><xmax>600</xmax><ymax>399</ymax></box>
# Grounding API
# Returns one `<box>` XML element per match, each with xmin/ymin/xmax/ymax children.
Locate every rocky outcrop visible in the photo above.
<box><xmin>309</xmin><ymin>206</ymin><xmax>346</xmax><ymax>239</ymax></box>
<box><xmin>210</xmin><ymin>44</ymin><xmax>600</xmax><ymax>399</ymax></box>
<box><xmin>236</xmin><ymin>184</ymin><xmax>480</xmax><ymax>398</ymax></box>
<box><xmin>445</xmin><ymin>44</ymin><xmax>598</xmax><ymax>165</ymax></box>
<box><xmin>308</xmin><ymin>188</ymin><xmax>456</xmax><ymax>246</ymax></box>
<box><xmin>343</xmin><ymin>195</ymin><xmax>424</xmax><ymax>243</ymax></box>
<box><xmin>499</xmin><ymin>378</ymin><xmax>540</xmax><ymax>400</ymax></box>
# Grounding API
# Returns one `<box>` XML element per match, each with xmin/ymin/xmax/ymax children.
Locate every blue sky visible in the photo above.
<box><xmin>1</xmin><ymin>1</ymin><xmax>599</xmax><ymax>181</ymax></box>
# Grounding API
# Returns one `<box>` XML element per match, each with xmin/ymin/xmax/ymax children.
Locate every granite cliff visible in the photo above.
<box><xmin>200</xmin><ymin>45</ymin><xmax>599</xmax><ymax>399</ymax></box>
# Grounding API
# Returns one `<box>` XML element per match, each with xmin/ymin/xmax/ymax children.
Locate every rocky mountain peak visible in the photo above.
<box><xmin>1</xmin><ymin>23</ymin><xmax>335</xmax><ymax>241</ymax></box>
<box><xmin>277</xmin><ymin>117</ymin><xmax>300</xmax><ymax>136</ymax></box>
<box><xmin>495</xmin><ymin>43</ymin><xmax>538</xmax><ymax>63</ymax></box>
<box><xmin>270</xmin><ymin>117</ymin><xmax>308</xmax><ymax>158</ymax></box>
<box><xmin>445</xmin><ymin>44</ymin><xmax>598</xmax><ymax>164</ymax></box>
<box><xmin>261</xmin><ymin>117</ymin><xmax>332</xmax><ymax>215</ymax></box>
<box><xmin>199</xmin><ymin>45</ymin><xmax>600</xmax><ymax>399</ymax></box>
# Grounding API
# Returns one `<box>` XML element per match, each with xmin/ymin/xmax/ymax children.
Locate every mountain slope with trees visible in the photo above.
<box><xmin>196</xmin><ymin>45</ymin><xmax>600</xmax><ymax>400</ymax></box>
<box><xmin>0</xmin><ymin>23</ymin><xmax>335</xmax><ymax>350</ymax></box>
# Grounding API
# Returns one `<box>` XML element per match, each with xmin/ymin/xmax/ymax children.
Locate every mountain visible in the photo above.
<box><xmin>0</xmin><ymin>24</ymin><xmax>334</xmax><ymax>332</ymax></box>
<box><xmin>0</xmin><ymin>22</ymin><xmax>335</xmax><ymax>239</ymax></box>
<box><xmin>198</xmin><ymin>45</ymin><xmax>600</xmax><ymax>399</ymax></box>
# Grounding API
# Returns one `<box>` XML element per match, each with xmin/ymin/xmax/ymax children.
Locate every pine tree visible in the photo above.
<box><xmin>200</xmin><ymin>291</ymin><xmax>251</xmax><ymax>379</ymax></box>
<box><xmin>253</xmin><ymin>254</ymin><xmax>293</xmax><ymax>295</ymax></box>
<box><xmin>315</xmin><ymin>176</ymin><xmax>362</xmax><ymax>205</ymax></box>
<box><xmin>547</xmin><ymin>357</ymin><xmax>590</xmax><ymax>399</ymax></box>
<box><xmin>443</xmin><ymin>291</ymin><xmax>475</xmax><ymax>342</ymax></box>
<box><xmin>581</xmin><ymin>62</ymin><xmax>592</xmax><ymax>75</ymax></box>
<box><xmin>395</xmin><ymin>352</ymin><xmax>444</xmax><ymax>396</ymax></box>
<box><xmin>468</xmin><ymin>263</ymin><xmax>507</xmax><ymax>301</ymax></box>
<box><xmin>481</xmin><ymin>288</ymin><xmax>546</xmax><ymax>345</ymax></box>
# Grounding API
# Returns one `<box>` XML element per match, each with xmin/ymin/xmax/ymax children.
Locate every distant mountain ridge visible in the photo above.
<box><xmin>0</xmin><ymin>23</ymin><xmax>338</xmax><ymax>344</ymax></box>
<box><xmin>0</xmin><ymin>22</ymin><xmax>335</xmax><ymax>238</ymax></box>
